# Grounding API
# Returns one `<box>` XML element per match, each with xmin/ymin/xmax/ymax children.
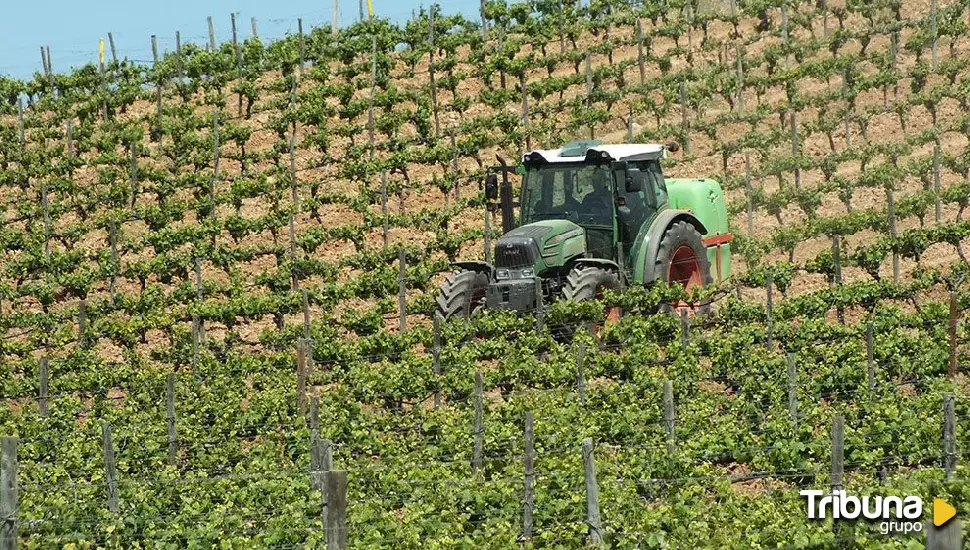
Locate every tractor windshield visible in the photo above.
<box><xmin>520</xmin><ymin>164</ymin><xmax>613</xmax><ymax>227</ymax></box>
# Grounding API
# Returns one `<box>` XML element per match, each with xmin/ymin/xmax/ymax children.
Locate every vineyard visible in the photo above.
<box><xmin>2</xmin><ymin>0</ymin><xmax>970</xmax><ymax>547</ymax></box>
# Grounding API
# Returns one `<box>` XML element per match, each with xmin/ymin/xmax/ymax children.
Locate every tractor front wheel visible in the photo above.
<box><xmin>562</xmin><ymin>265</ymin><xmax>622</xmax><ymax>338</ymax></box>
<box><xmin>653</xmin><ymin>221</ymin><xmax>713</xmax><ymax>312</ymax></box>
<box><xmin>436</xmin><ymin>270</ymin><xmax>488</xmax><ymax>320</ymax></box>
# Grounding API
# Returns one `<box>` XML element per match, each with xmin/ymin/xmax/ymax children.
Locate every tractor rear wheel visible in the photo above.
<box><xmin>562</xmin><ymin>265</ymin><xmax>622</xmax><ymax>338</ymax></box>
<box><xmin>653</xmin><ymin>221</ymin><xmax>713</xmax><ymax>312</ymax></box>
<box><xmin>436</xmin><ymin>270</ymin><xmax>488</xmax><ymax>320</ymax></box>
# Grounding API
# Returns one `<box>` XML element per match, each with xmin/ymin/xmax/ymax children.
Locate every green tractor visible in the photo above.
<box><xmin>436</xmin><ymin>140</ymin><xmax>732</xmax><ymax>325</ymax></box>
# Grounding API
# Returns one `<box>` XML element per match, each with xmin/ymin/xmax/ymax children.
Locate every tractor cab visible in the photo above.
<box><xmin>517</xmin><ymin>140</ymin><xmax>671</xmax><ymax>267</ymax></box>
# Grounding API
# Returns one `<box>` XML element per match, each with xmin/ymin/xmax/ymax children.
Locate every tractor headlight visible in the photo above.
<box><xmin>496</xmin><ymin>269</ymin><xmax>511</xmax><ymax>280</ymax></box>
<box><xmin>521</xmin><ymin>268</ymin><xmax>535</xmax><ymax>278</ymax></box>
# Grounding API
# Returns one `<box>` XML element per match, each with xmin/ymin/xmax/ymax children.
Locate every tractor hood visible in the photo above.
<box><xmin>494</xmin><ymin>220</ymin><xmax>586</xmax><ymax>272</ymax></box>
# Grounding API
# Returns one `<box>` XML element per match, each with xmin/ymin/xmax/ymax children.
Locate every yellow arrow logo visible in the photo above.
<box><xmin>934</xmin><ymin>498</ymin><xmax>956</xmax><ymax>527</ymax></box>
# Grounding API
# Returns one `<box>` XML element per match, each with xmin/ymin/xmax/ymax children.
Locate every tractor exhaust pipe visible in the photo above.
<box><xmin>496</xmin><ymin>154</ymin><xmax>516</xmax><ymax>234</ymax></box>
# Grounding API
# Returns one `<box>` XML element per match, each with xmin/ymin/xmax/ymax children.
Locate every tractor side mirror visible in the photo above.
<box><xmin>614</xmin><ymin>161</ymin><xmax>640</xmax><ymax>193</ymax></box>
<box><xmin>485</xmin><ymin>174</ymin><xmax>499</xmax><ymax>201</ymax></box>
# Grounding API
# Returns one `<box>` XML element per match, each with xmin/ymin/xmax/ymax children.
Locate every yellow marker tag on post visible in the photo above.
<box><xmin>366</xmin><ymin>0</ymin><xmax>374</xmax><ymax>18</ymax></box>
<box><xmin>934</xmin><ymin>498</ymin><xmax>956</xmax><ymax>527</ymax></box>
<box><xmin>99</xmin><ymin>39</ymin><xmax>105</xmax><ymax>65</ymax></box>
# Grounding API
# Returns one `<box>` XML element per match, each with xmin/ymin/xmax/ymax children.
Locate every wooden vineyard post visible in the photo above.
<box><xmin>310</xmin><ymin>397</ymin><xmax>323</xmax><ymax>490</ymax></box>
<box><xmin>65</xmin><ymin>119</ymin><xmax>73</xmax><ymax>167</ymax></box>
<box><xmin>781</xmin><ymin>4</ymin><xmax>790</xmax><ymax>69</ymax></box>
<box><xmin>523</xmin><ymin>411</ymin><xmax>535</xmax><ymax>542</ymax></box>
<box><xmin>679</xmin><ymin>80</ymin><xmax>689</xmax><ymax>155</ymax></box>
<box><xmin>480</xmin><ymin>0</ymin><xmax>488</xmax><ymax>41</ymax></box>
<box><xmin>685</xmin><ymin>2</ymin><xmax>694</xmax><ymax>65</ymax></box>
<box><xmin>636</xmin><ymin>20</ymin><xmax>645</xmax><ymax>85</ymax></box>
<box><xmin>831</xmin><ymin>415</ymin><xmax>845</xmax><ymax>536</ymax></box>
<box><xmin>745</xmin><ymin>152</ymin><xmax>753</xmax><ymax>234</ymax></box>
<box><xmin>927</xmin><ymin>519</ymin><xmax>962</xmax><ymax>549</ymax></box>
<box><xmin>433</xmin><ymin>313</ymin><xmax>442</xmax><ymax>408</ymax></box>
<box><xmin>194</xmin><ymin>258</ymin><xmax>205</xmax><ymax>340</ymax></box>
<box><xmin>866</xmin><ymin>322</ymin><xmax>875</xmax><ymax>392</ymax></box>
<box><xmin>381</xmin><ymin>171</ymin><xmax>389</xmax><ymax>250</ymax></box>
<box><xmin>891</xmin><ymin>31</ymin><xmax>899</xmax><ymax>101</ymax></box>
<box><xmin>17</xmin><ymin>100</ymin><xmax>24</xmax><ymax>188</ymax></box>
<box><xmin>944</xmin><ymin>393</ymin><xmax>956</xmax><ymax>480</ymax></box>
<box><xmin>736</xmin><ymin>43</ymin><xmax>744</xmax><ymax>113</ymax></box>
<box><xmin>302</xmin><ymin>288</ymin><xmax>313</xmax><ymax>341</ymax></box>
<box><xmin>42</xmin><ymin>181</ymin><xmax>50</xmax><ymax>256</ymax></box>
<box><xmin>0</xmin><ymin>437</ymin><xmax>16</xmax><ymax>550</ymax></box>
<box><xmin>520</xmin><ymin>74</ymin><xmax>530</xmax><ymax>152</ymax></box>
<box><xmin>151</xmin><ymin>35</ymin><xmax>162</xmax><ymax>139</ymax></box>
<box><xmin>324</xmin><ymin>471</ymin><xmax>348</xmax><ymax>550</ymax></box>
<box><xmin>557</xmin><ymin>0</ymin><xmax>565</xmax><ymax>54</ymax></box>
<box><xmin>576</xmin><ymin>342</ymin><xmax>586</xmax><ymax>405</ymax></box>
<box><xmin>298</xmin><ymin>19</ymin><xmax>305</xmax><ymax>73</ymax></box>
<box><xmin>843</xmin><ymin>68</ymin><xmax>851</xmax><ymax>148</ymax></box>
<box><xmin>109</xmin><ymin>220</ymin><xmax>118</xmax><ymax>305</ymax></box>
<box><xmin>930</xmin><ymin>0</ymin><xmax>938</xmax><ymax>70</ymax></box>
<box><xmin>38</xmin><ymin>357</ymin><xmax>49</xmax><ymax>418</ymax></box>
<box><xmin>581</xmin><ymin>438</ymin><xmax>604</xmax><ymax>548</ymax></box>
<box><xmin>472</xmin><ymin>370</ymin><xmax>484</xmax><ymax>472</ymax></box>
<box><xmin>232</xmin><ymin>14</ymin><xmax>243</xmax><ymax>116</ymax></box>
<box><xmin>297</xmin><ymin>339</ymin><xmax>308</xmax><ymax>417</ymax></box>
<box><xmin>368</xmin><ymin>35</ymin><xmax>377</xmax><ymax>161</ymax></box>
<box><xmin>663</xmin><ymin>380</ymin><xmax>676</xmax><ymax>456</ymax></box>
<box><xmin>191</xmin><ymin>315</ymin><xmax>200</xmax><ymax>375</ymax></box>
<box><xmin>251</xmin><ymin>17</ymin><xmax>258</xmax><ymax>39</ymax></box>
<box><xmin>167</xmin><ymin>373</ymin><xmax>177</xmax><ymax>465</ymax></box>
<box><xmin>934</xmin><ymin>142</ymin><xmax>942</xmax><ymax>223</ymax></box>
<box><xmin>497</xmin><ymin>22</ymin><xmax>506</xmax><ymax>89</ymax></box>
<box><xmin>831</xmin><ymin>234</ymin><xmax>842</xmax><ymax>286</ymax></box>
<box><xmin>765</xmin><ymin>271</ymin><xmax>774</xmax><ymax>352</ymax></box>
<box><xmin>949</xmin><ymin>292</ymin><xmax>959</xmax><ymax>378</ymax></box>
<box><xmin>791</xmin><ymin>111</ymin><xmax>799</xmax><ymax>188</ymax></box>
<box><xmin>211</xmin><ymin>109</ymin><xmax>220</xmax><ymax>224</ymax></box>
<box><xmin>108</xmin><ymin>32</ymin><xmax>117</xmax><ymax>64</ymax></box>
<box><xmin>585</xmin><ymin>52</ymin><xmax>594</xmax><ymax>139</ymax></box>
<box><xmin>821</xmin><ymin>0</ymin><xmax>829</xmax><ymax>39</ymax></box>
<box><xmin>194</xmin><ymin>257</ymin><xmax>204</xmax><ymax>301</ymax></box>
<box><xmin>332</xmin><ymin>0</ymin><xmax>339</xmax><ymax>37</ymax></box>
<box><xmin>398</xmin><ymin>249</ymin><xmax>407</xmax><ymax>331</ymax></box>
<box><xmin>207</xmin><ymin>16</ymin><xmax>217</xmax><ymax>52</ymax></box>
<box><xmin>887</xmin><ymin>188</ymin><xmax>899</xmax><ymax>284</ymax></box>
<box><xmin>428</xmin><ymin>7</ymin><xmax>440</xmax><ymax>140</ymax></box>
<box><xmin>175</xmin><ymin>31</ymin><xmax>184</xmax><ymax>79</ymax></box>
<box><xmin>103</xmin><ymin>422</ymin><xmax>119</xmax><ymax>513</ymax></box>
<box><xmin>787</xmin><ymin>353</ymin><xmax>797</xmax><ymax>424</ymax></box>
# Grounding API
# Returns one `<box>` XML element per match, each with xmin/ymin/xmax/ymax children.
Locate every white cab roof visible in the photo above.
<box><xmin>526</xmin><ymin>143</ymin><xmax>667</xmax><ymax>164</ymax></box>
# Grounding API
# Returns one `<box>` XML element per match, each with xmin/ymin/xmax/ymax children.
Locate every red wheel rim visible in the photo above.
<box><xmin>668</xmin><ymin>245</ymin><xmax>702</xmax><ymax>289</ymax></box>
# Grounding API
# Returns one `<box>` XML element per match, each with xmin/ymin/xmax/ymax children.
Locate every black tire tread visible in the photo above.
<box><xmin>563</xmin><ymin>266</ymin><xmax>621</xmax><ymax>302</ymax></box>
<box><xmin>435</xmin><ymin>270</ymin><xmax>488</xmax><ymax>319</ymax></box>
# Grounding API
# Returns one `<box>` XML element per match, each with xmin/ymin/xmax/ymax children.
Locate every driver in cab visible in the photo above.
<box><xmin>581</xmin><ymin>167</ymin><xmax>614</xmax><ymax>225</ymax></box>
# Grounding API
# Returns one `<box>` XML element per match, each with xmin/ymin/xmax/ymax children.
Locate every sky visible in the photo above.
<box><xmin>0</xmin><ymin>0</ymin><xmax>481</xmax><ymax>80</ymax></box>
